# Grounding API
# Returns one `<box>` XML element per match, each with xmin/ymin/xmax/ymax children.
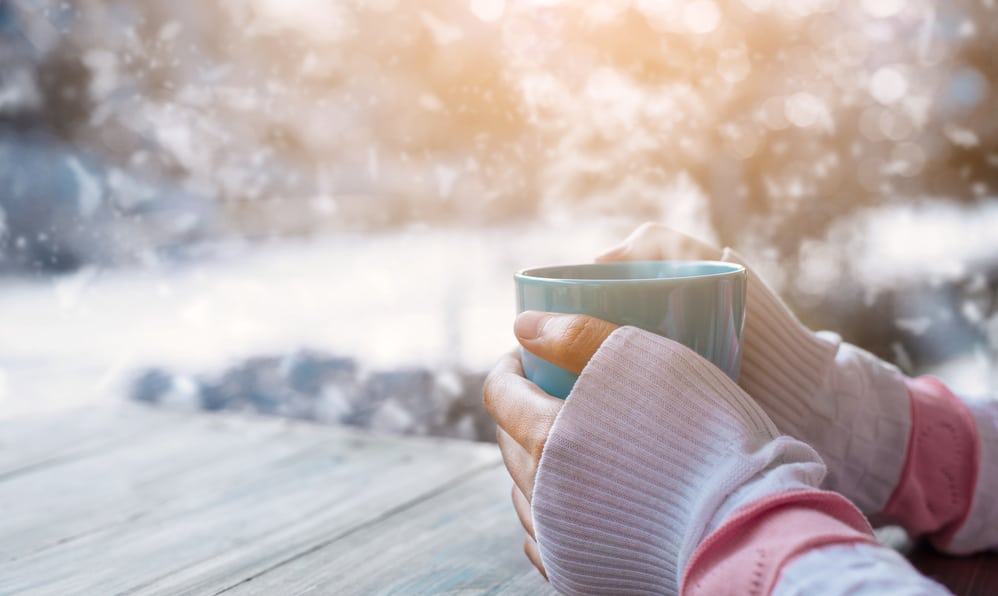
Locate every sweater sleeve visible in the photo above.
<box><xmin>682</xmin><ymin>491</ymin><xmax>877</xmax><ymax>596</ymax></box>
<box><xmin>940</xmin><ymin>392</ymin><xmax>998</xmax><ymax>553</ymax></box>
<box><xmin>720</xmin><ymin>248</ymin><xmax>994</xmax><ymax>553</ymax></box>
<box><xmin>530</xmin><ymin>327</ymin><xmax>861</xmax><ymax>595</ymax></box>
<box><xmin>685</xmin><ymin>376</ymin><xmax>990</xmax><ymax>595</ymax></box>
<box><xmin>684</xmin><ymin>496</ymin><xmax>954</xmax><ymax>596</ymax></box>
<box><xmin>772</xmin><ymin>543</ymin><xmax>950</xmax><ymax>595</ymax></box>
<box><xmin>871</xmin><ymin>375</ymin><xmax>998</xmax><ymax>555</ymax></box>
<box><xmin>878</xmin><ymin>377</ymin><xmax>979</xmax><ymax>550</ymax></box>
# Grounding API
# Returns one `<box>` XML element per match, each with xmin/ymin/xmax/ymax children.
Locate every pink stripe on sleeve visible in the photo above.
<box><xmin>682</xmin><ymin>490</ymin><xmax>876</xmax><ymax>596</ymax></box>
<box><xmin>881</xmin><ymin>376</ymin><xmax>980</xmax><ymax>547</ymax></box>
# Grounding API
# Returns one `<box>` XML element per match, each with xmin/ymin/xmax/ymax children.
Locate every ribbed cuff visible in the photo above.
<box><xmin>683</xmin><ymin>490</ymin><xmax>875</xmax><ymax>596</ymax></box>
<box><xmin>531</xmin><ymin>326</ymin><xmax>825</xmax><ymax>595</ymax></box>
<box><xmin>720</xmin><ymin>248</ymin><xmax>912</xmax><ymax>515</ymax></box>
<box><xmin>720</xmin><ymin>248</ymin><xmax>840</xmax><ymax>433</ymax></box>
<box><xmin>946</xmin><ymin>393</ymin><xmax>998</xmax><ymax>554</ymax></box>
<box><xmin>883</xmin><ymin>377</ymin><xmax>980</xmax><ymax>550</ymax></box>
<box><xmin>773</xmin><ymin>543</ymin><xmax>950</xmax><ymax>595</ymax></box>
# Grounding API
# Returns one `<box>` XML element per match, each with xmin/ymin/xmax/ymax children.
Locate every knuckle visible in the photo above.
<box><xmin>555</xmin><ymin>316</ymin><xmax>604</xmax><ymax>362</ymax></box>
<box><xmin>528</xmin><ymin>423</ymin><xmax>551</xmax><ymax>462</ymax></box>
<box><xmin>481</xmin><ymin>371</ymin><xmax>506</xmax><ymax>414</ymax></box>
<box><xmin>560</xmin><ymin>316</ymin><xmax>592</xmax><ymax>348</ymax></box>
<box><xmin>526</xmin><ymin>406</ymin><xmax>559</xmax><ymax>462</ymax></box>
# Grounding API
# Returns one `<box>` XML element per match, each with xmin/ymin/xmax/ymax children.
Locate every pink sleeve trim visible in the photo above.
<box><xmin>881</xmin><ymin>376</ymin><xmax>980</xmax><ymax>547</ymax></box>
<box><xmin>682</xmin><ymin>490</ymin><xmax>875</xmax><ymax>596</ymax></box>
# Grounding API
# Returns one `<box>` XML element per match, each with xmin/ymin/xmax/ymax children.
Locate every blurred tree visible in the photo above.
<box><xmin>1</xmin><ymin>0</ymin><xmax>995</xmax><ymax>258</ymax></box>
<box><xmin>504</xmin><ymin>1</ymin><xmax>996</xmax><ymax>253</ymax></box>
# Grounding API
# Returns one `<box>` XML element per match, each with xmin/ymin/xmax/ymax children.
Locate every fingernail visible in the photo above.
<box><xmin>515</xmin><ymin>311</ymin><xmax>551</xmax><ymax>340</ymax></box>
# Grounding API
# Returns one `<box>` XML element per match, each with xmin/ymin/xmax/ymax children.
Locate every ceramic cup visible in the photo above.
<box><xmin>514</xmin><ymin>261</ymin><xmax>746</xmax><ymax>398</ymax></box>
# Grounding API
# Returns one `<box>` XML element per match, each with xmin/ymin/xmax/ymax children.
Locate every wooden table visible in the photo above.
<box><xmin>0</xmin><ymin>406</ymin><xmax>553</xmax><ymax>595</ymax></box>
<box><xmin>1</xmin><ymin>406</ymin><xmax>993</xmax><ymax>595</ymax></box>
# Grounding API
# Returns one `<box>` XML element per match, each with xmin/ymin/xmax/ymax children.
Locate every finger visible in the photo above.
<box><xmin>595</xmin><ymin>222</ymin><xmax>721</xmax><ymax>263</ymax></box>
<box><xmin>483</xmin><ymin>351</ymin><xmax>562</xmax><ymax>457</ymax></box>
<box><xmin>515</xmin><ymin>312</ymin><xmax>618</xmax><ymax>375</ymax></box>
<box><xmin>524</xmin><ymin>535</ymin><xmax>548</xmax><ymax>579</ymax></box>
<box><xmin>497</xmin><ymin>427</ymin><xmax>539</xmax><ymax>498</ymax></box>
<box><xmin>512</xmin><ymin>484</ymin><xmax>535</xmax><ymax>537</ymax></box>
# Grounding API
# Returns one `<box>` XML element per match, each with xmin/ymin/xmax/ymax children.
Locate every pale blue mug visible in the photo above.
<box><xmin>514</xmin><ymin>261</ymin><xmax>746</xmax><ymax>398</ymax></box>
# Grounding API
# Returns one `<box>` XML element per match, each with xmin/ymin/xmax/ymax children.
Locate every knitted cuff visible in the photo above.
<box><xmin>947</xmin><ymin>393</ymin><xmax>998</xmax><ymax>554</ymax></box>
<box><xmin>774</xmin><ymin>544</ymin><xmax>951</xmax><ymax>595</ymax></box>
<box><xmin>720</xmin><ymin>248</ymin><xmax>840</xmax><ymax>429</ymax></box>
<box><xmin>720</xmin><ymin>248</ymin><xmax>912</xmax><ymax>515</ymax></box>
<box><xmin>881</xmin><ymin>377</ymin><xmax>979</xmax><ymax>548</ymax></box>
<box><xmin>683</xmin><ymin>491</ymin><xmax>875</xmax><ymax>596</ymax></box>
<box><xmin>531</xmin><ymin>326</ymin><xmax>826</xmax><ymax>595</ymax></box>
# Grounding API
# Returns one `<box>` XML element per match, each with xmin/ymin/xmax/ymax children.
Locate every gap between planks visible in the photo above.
<box><xmin>211</xmin><ymin>461</ymin><xmax>505</xmax><ymax>596</ymax></box>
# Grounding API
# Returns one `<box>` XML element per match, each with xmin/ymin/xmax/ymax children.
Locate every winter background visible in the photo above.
<box><xmin>1</xmin><ymin>0</ymin><xmax>996</xmax><ymax>441</ymax></box>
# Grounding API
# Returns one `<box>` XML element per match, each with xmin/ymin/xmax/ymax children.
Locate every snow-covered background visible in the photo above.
<box><xmin>1</xmin><ymin>1</ymin><xmax>995</xmax><ymax>436</ymax></box>
<box><xmin>0</xmin><ymin>221</ymin><xmax>633</xmax><ymax>438</ymax></box>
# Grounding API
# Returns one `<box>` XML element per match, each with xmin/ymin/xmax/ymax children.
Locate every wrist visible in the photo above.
<box><xmin>720</xmin><ymin>248</ymin><xmax>913</xmax><ymax>515</ymax></box>
<box><xmin>720</xmin><ymin>248</ymin><xmax>840</xmax><ymax>411</ymax></box>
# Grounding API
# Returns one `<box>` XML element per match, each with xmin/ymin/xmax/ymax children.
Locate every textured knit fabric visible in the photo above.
<box><xmin>525</xmin><ymin>250</ymin><xmax>998</xmax><ymax>594</ymax></box>
<box><xmin>720</xmin><ymin>249</ymin><xmax>998</xmax><ymax>555</ymax></box>
<box><xmin>882</xmin><ymin>377</ymin><xmax>979</xmax><ymax>547</ymax></box>
<box><xmin>947</xmin><ymin>394</ymin><xmax>998</xmax><ymax>554</ymax></box>
<box><xmin>531</xmin><ymin>326</ymin><xmax>831</xmax><ymax>595</ymax></box>
<box><xmin>773</xmin><ymin>543</ymin><xmax>950</xmax><ymax>595</ymax></box>
<box><xmin>683</xmin><ymin>492</ymin><xmax>875</xmax><ymax>596</ymax></box>
<box><xmin>722</xmin><ymin>249</ymin><xmax>911</xmax><ymax>514</ymax></box>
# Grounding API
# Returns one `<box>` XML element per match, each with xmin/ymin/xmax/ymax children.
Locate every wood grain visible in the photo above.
<box><xmin>0</xmin><ymin>406</ymin><xmax>519</xmax><ymax>595</ymax></box>
<box><xmin>221</xmin><ymin>463</ymin><xmax>553</xmax><ymax>595</ymax></box>
<box><xmin>3</xmin><ymin>406</ymin><xmax>995</xmax><ymax>595</ymax></box>
<box><xmin>0</xmin><ymin>407</ymin><xmax>173</xmax><ymax>478</ymax></box>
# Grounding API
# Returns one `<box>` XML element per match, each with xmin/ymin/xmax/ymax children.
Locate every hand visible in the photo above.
<box><xmin>513</xmin><ymin>324</ymin><xmax>839</xmax><ymax>594</ymax></box>
<box><xmin>482</xmin><ymin>311</ymin><xmax>619</xmax><ymax>578</ymax></box>
<box><xmin>597</xmin><ymin>222</ymin><xmax>916</xmax><ymax>520</ymax></box>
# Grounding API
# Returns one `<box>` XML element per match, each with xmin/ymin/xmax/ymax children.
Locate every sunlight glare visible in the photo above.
<box><xmin>684</xmin><ymin>1</ymin><xmax>721</xmax><ymax>34</ymax></box>
<box><xmin>471</xmin><ymin>0</ymin><xmax>506</xmax><ymax>22</ymax></box>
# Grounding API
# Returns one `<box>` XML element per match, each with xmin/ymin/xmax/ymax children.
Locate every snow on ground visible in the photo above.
<box><xmin>2</xmin><ymin>202</ymin><xmax>996</xmax><ymax>422</ymax></box>
<box><xmin>0</xmin><ymin>220</ymin><xmax>631</xmax><ymax>419</ymax></box>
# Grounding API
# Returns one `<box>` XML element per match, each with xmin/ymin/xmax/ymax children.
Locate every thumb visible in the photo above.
<box><xmin>514</xmin><ymin>311</ymin><xmax>619</xmax><ymax>375</ymax></box>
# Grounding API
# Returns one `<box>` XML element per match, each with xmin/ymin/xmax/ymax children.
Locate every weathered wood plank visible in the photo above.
<box><xmin>9</xmin><ymin>407</ymin><xmax>993</xmax><ymax>596</ymax></box>
<box><xmin>0</xmin><ymin>410</ymin><xmax>329</xmax><ymax>559</ymax></box>
<box><xmin>0</xmin><ymin>408</ymin><xmax>502</xmax><ymax>596</ymax></box>
<box><xmin>220</xmin><ymin>464</ymin><xmax>555</xmax><ymax>596</ymax></box>
<box><xmin>0</xmin><ymin>406</ymin><xmax>173</xmax><ymax>478</ymax></box>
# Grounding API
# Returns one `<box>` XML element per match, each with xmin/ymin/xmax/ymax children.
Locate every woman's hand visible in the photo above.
<box><xmin>485</xmin><ymin>224</ymin><xmax>714</xmax><ymax>575</ymax></box>
<box><xmin>597</xmin><ymin>222</ymin><xmax>931</xmax><ymax>529</ymax></box>
<box><xmin>482</xmin><ymin>311</ymin><xmax>619</xmax><ymax>577</ymax></box>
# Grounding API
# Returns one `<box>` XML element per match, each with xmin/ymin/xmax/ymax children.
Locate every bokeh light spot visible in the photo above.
<box><xmin>717</xmin><ymin>48</ymin><xmax>752</xmax><ymax>83</ymax></box>
<box><xmin>785</xmin><ymin>92</ymin><xmax>826</xmax><ymax>128</ymax></box>
<box><xmin>862</xmin><ymin>0</ymin><xmax>903</xmax><ymax>19</ymax></box>
<box><xmin>684</xmin><ymin>1</ymin><xmax>721</xmax><ymax>34</ymax></box>
<box><xmin>470</xmin><ymin>0</ymin><xmax>505</xmax><ymax>22</ymax></box>
<box><xmin>870</xmin><ymin>66</ymin><xmax>908</xmax><ymax>105</ymax></box>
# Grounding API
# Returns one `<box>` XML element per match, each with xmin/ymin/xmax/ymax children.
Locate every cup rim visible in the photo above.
<box><xmin>515</xmin><ymin>260</ymin><xmax>745</xmax><ymax>284</ymax></box>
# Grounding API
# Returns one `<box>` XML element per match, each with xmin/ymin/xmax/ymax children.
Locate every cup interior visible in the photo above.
<box><xmin>517</xmin><ymin>261</ymin><xmax>743</xmax><ymax>282</ymax></box>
